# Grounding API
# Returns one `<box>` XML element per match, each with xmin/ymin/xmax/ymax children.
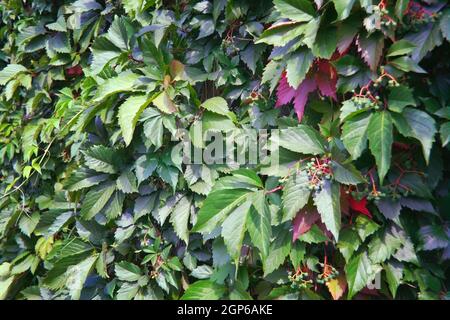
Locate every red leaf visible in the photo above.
<box><xmin>275</xmin><ymin>73</ymin><xmax>297</xmax><ymax>107</ymax></box>
<box><xmin>393</xmin><ymin>142</ymin><xmax>410</xmax><ymax>150</ymax></box>
<box><xmin>356</xmin><ymin>34</ymin><xmax>384</xmax><ymax>72</ymax></box>
<box><xmin>293</xmin><ymin>209</ymin><xmax>320</xmax><ymax>241</ymax></box>
<box><xmin>326</xmin><ymin>275</ymin><xmax>347</xmax><ymax>300</ymax></box>
<box><xmin>317</xmin><ymin>220</ymin><xmax>334</xmax><ymax>239</ymax></box>
<box><xmin>66</xmin><ymin>65</ymin><xmax>83</xmax><ymax>77</ymax></box>
<box><xmin>275</xmin><ymin>60</ymin><xmax>337</xmax><ymax>122</ymax></box>
<box><xmin>292</xmin><ymin>78</ymin><xmax>317</xmax><ymax>121</ymax></box>
<box><xmin>348</xmin><ymin>196</ymin><xmax>372</xmax><ymax>218</ymax></box>
<box><xmin>315</xmin><ymin>60</ymin><xmax>337</xmax><ymax>100</ymax></box>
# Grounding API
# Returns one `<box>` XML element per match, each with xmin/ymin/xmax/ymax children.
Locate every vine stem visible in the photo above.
<box><xmin>1</xmin><ymin>107</ymin><xmax>86</xmax><ymax>200</ymax></box>
<box><xmin>265</xmin><ymin>185</ymin><xmax>283</xmax><ymax>194</ymax></box>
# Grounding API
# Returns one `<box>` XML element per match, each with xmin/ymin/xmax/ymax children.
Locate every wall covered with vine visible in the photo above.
<box><xmin>0</xmin><ymin>0</ymin><xmax>449</xmax><ymax>300</ymax></box>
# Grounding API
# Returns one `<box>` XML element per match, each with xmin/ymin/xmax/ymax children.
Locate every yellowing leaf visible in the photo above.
<box><xmin>170</xmin><ymin>60</ymin><xmax>185</xmax><ymax>81</ymax></box>
<box><xmin>326</xmin><ymin>275</ymin><xmax>347</xmax><ymax>300</ymax></box>
<box><xmin>153</xmin><ymin>91</ymin><xmax>177</xmax><ymax>114</ymax></box>
<box><xmin>118</xmin><ymin>94</ymin><xmax>154</xmax><ymax>146</ymax></box>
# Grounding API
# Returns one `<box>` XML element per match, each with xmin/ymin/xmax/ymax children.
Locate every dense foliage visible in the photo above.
<box><xmin>0</xmin><ymin>0</ymin><xmax>449</xmax><ymax>300</ymax></box>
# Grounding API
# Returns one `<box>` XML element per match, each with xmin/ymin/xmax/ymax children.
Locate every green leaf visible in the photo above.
<box><xmin>181</xmin><ymin>280</ymin><xmax>226</xmax><ymax>300</ymax></box>
<box><xmin>339</xmin><ymin>100</ymin><xmax>359</xmax><ymax>122</ymax></box>
<box><xmin>192</xmin><ymin>188</ymin><xmax>253</xmax><ymax>234</ymax></box>
<box><xmin>388</xmin><ymin>85</ymin><xmax>416</xmax><ymax>113</ymax></box>
<box><xmin>115</xmin><ymin>262</ymin><xmax>143</xmax><ymax>282</ymax></box>
<box><xmin>440</xmin><ymin>122</ymin><xmax>450</xmax><ymax>147</ymax></box>
<box><xmin>273</xmin><ymin>0</ymin><xmax>315</xmax><ymax>22</ymax></box>
<box><xmin>314</xmin><ymin>180</ymin><xmax>341</xmax><ymax>241</ymax></box>
<box><xmin>19</xmin><ymin>212</ymin><xmax>40</xmax><ymax>237</ymax></box>
<box><xmin>391</xmin><ymin>112</ymin><xmax>413</xmax><ymax>137</ymax></box>
<box><xmin>331</xmin><ymin>161</ymin><xmax>366</xmax><ymax>185</ymax></box>
<box><xmin>64</xmin><ymin>169</ymin><xmax>109</xmax><ymax>192</ymax></box>
<box><xmin>299</xmin><ymin>224</ymin><xmax>330</xmax><ymax>243</ymax></box>
<box><xmin>247</xmin><ymin>191</ymin><xmax>272</xmax><ymax>261</ymax></box>
<box><xmin>43</xmin><ymin>239</ymin><xmax>94</xmax><ymax>289</ymax></box>
<box><xmin>387</xmin><ymin>39</ymin><xmax>416</xmax><ymax>57</ymax></box>
<box><xmin>65</xmin><ymin>255</ymin><xmax>98</xmax><ymax>300</ymax></box>
<box><xmin>106</xmin><ymin>16</ymin><xmax>135</xmax><ymax>51</ymax></box>
<box><xmin>402</xmin><ymin>108</ymin><xmax>436</xmax><ymax>164</ymax></box>
<box><xmin>337</xmin><ymin>229</ymin><xmax>361</xmax><ymax>262</ymax></box>
<box><xmin>116</xmin><ymin>282</ymin><xmax>140</xmax><ymax>300</ymax></box>
<box><xmin>281</xmin><ymin>171</ymin><xmax>311</xmax><ymax>221</ymax></box>
<box><xmin>263</xmin><ymin>227</ymin><xmax>292</xmax><ymax>276</ymax></box>
<box><xmin>47</xmin><ymin>33</ymin><xmax>71</xmax><ymax>54</ymax></box>
<box><xmin>118</xmin><ymin>94</ymin><xmax>155</xmax><ymax>146</ymax></box>
<box><xmin>0</xmin><ymin>276</ymin><xmax>15</xmax><ymax>300</ymax></box>
<box><xmin>440</xmin><ymin>8</ymin><xmax>450</xmax><ymax>41</ymax></box>
<box><xmin>286</xmin><ymin>49</ymin><xmax>314</xmax><ymax>89</ymax></box>
<box><xmin>83</xmin><ymin>145</ymin><xmax>119</xmax><ymax>174</ymax></box>
<box><xmin>312</xmin><ymin>26</ymin><xmax>337</xmax><ymax>59</ymax></box>
<box><xmin>46</xmin><ymin>16</ymin><xmax>67</xmax><ymax>32</ymax></box>
<box><xmin>384</xmin><ymin>261</ymin><xmax>403</xmax><ymax>298</ymax></box>
<box><xmin>390</xmin><ymin>56</ymin><xmax>426</xmax><ymax>73</ymax></box>
<box><xmin>90</xmin><ymin>37</ymin><xmax>122</xmax><ymax>74</ymax></box>
<box><xmin>278</xmin><ymin>125</ymin><xmax>327</xmax><ymax>155</ymax></box>
<box><xmin>256</xmin><ymin>23</ymin><xmax>306</xmax><ymax>46</ymax></box>
<box><xmin>368</xmin><ymin>226</ymin><xmax>403</xmax><ymax>264</ymax></box>
<box><xmin>332</xmin><ymin>0</ymin><xmax>356</xmax><ymax>21</ymax></box>
<box><xmin>170</xmin><ymin>196</ymin><xmax>192</xmax><ymax>245</ymax></box>
<box><xmin>262</xmin><ymin>60</ymin><xmax>284</xmax><ymax>93</ymax></box>
<box><xmin>116</xmin><ymin>171</ymin><xmax>138</xmax><ymax>194</ymax></box>
<box><xmin>191</xmin><ymin>265</ymin><xmax>214</xmax><ymax>279</ymax></box>
<box><xmin>290</xmin><ymin>242</ymin><xmax>306</xmax><ymax>267</ymax></box>
<box><xmin>201</xmin><ymin>97</ymin><xmax>231</xmax><ymax>117</ymax></box>
<box><xmin>0</xmin><ymin>64</ymin><xmax>28</xmax><ymax>85</ymax></box>
<box><xmin>142</xmin><ymin>109</ymin><xmax>164</xmax><ymax>149</ymax></box>
<box><xmin>341</xmin><ymin>112</ymin><xmax>372</xmax><ymax>160</ymax></box>
<box><xmin>404</xmin><ymin>19</ymin><xmax>442</xmax><ymax>62</ymax></box>
<box><xmin>157</xmin><ymin>164</ymin><xmax>179</xmax><ymax>191</ymax></box>
<box><xmin>135</xmin><ymin>155</ymin><xmax>158</xmax><ymax>185</ymax></box>
<box><xmin>229</xmin><ymin>283</ymin><xmax>253</xmax><ymax>300</ymax></box>
<box><xmin>222</xmin><ymin>201</ymin><xmax>252</xmax><ymax>262</ymax></box>
<box><xmin>93</xmin><ymin>71</ymin><xmax>140</xmax><ymax>103</ymax></box>
<box><xmin>80</xmin><ymin>182</ymin><xmax>116</xmax><ymax>220</ymax></box>
<box><xmin>345</xmin><ymin>252</ymin><xmax>377</xmax><ymax>299</ymax></box>
<box><xmin>302</xmin><ymin>17</ymin><xmax>321</xmax><ymax>49</ymax></box>
<box><xmin>354</xmin><ymin>215</ymin><xmax>379</xmax><ymax>242</ymax></box>
<box><xmin>367</xmin><ymin>111</ymin><xmax>393</xmax><ymax>184</ymax></box>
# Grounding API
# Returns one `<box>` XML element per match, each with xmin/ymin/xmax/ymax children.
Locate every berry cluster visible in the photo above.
<box><xmin>405</xmin><ymin>1</ymin><xmax>442</xmax><ymax>24</ymax></box>
<box><xmin>305</xmin><ymin>157</ymin><xmax>332</xmax><ymax>192</ymax></box>
<box><xmin>288</xmin><ymin>269</ymin><xmax>313</xmax><ymax>289</ymax></box>
<box><xmin>350</xmin><ymin>96</ymin><xmax>382</xmax><ymax>110</ymax></box>
<box><xmin>220</xmin><ymin>38</ymin><xmax>240</xmax><ymax>56</ymax></box>
<box><xmin>366</xmin><ymin>189</ymin><xmax>386</xmax><ymax>201</ymax></box>
<box><xmin>374</xmin><ymin>2</ymin><xmax>397</xmax><ymax>28</ymax></box>
<box><xmin>316</xmin><ymin>263</ymin><xmax>339</xmax><ymax>284</ymax></box>
<box><xmin>352</xmin><ymin>69</ymin><xmax>399</xmax><ymax>109</ymax></box>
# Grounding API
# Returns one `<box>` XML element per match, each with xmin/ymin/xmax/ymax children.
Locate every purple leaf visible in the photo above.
<box><xmin>442</xmin><ymin>246</ymin><xmax>450</xmax><ymax>260</ymax></box>
<box><xmin>356</xmin><ymin>34</ymin><xmax>384</xmax><ymax>71</ymax></box>
<box><xmin>292</xmin><ymin>78</ymin><xmax>317</xmax><ymax>121</ymax></box>
<box><xmin>376</xmin><ymin>199</ymin><xmax>401</xmax><ymax>220</ymax></box>
<box><xmin>316</xmin><ymin>60</ymin><xmax>337</xmax><ymax>99</ymax></box>
<box><xmin>275</xmin><ymin>60</ymin><xmax>337</xmax><ymax>122</ymax></box>
<box><xmin>400</xmin><ymin>197</ymin><xmax>436</xmax><ymax>214</ymax></box>
<box><xmin>419</xmin><ymin>225</ymin><xmax>449</xmax><ymax>251</ymax></box>
<box><xmin>275</xmin><ymin>74</ymin><xmax>297</xmax><ymax>107</ymax></box>
<box><xmin>293</xmin><ymin>209</ymin><xmax>320</xmax><ymax>242</ymax></box>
